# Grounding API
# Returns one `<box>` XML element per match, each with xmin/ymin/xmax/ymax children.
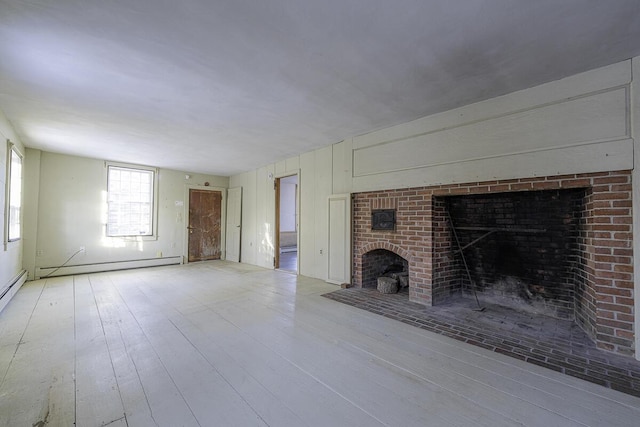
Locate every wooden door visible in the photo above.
<box><xmin>188</xmin><ymin>189</ymin><xmax>222</xmax><ymax>262</ymax></box>
<box><xmin>225</xmin><ymin>187</ymin><xmax>242</xmax><ymax>262</ymax></box>
<box><xmin>327</xmin><ymin>194</ymin><xmax>351</xmax><ymax>284</ymax></box>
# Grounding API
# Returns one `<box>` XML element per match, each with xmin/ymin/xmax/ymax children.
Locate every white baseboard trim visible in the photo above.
<box><xmin>0</xmin><ymin>270</ymin><xmax>28</xmax><ymax>313</ymax></box>
<box><xmin>35</xmin><ymin>256</ymin><xmax>183</xmax><ymax>279</ymax></box>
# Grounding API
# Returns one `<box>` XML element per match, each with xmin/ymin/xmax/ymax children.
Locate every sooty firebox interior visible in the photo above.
<box><xmin>444</xmin><ymin>188</ymin><xmax>586</xmax><ymax>320</ymax></box>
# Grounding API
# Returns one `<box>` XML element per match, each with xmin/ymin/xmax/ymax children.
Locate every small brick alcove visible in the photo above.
<box><xmin>360</xmin><ymin>247</ymin><xmax>409</xmax><ymax>289</ymax></box>
<box><xmin>352</xmin><ymin>171</ymin><xmax>634</xmax><ymax>356</ymax></box>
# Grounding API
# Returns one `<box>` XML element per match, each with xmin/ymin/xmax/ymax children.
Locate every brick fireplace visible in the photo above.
<box><xmin>352</xmin><ymin>171</ymin><xmax>635</xmax><ymax>356</ymax></box>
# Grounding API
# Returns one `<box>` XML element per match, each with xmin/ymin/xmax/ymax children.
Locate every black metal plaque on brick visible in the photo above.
<box><xmin>371</xmin><ymin>209</ymin><xmax>395</xmax><ymax>230</ymax></box>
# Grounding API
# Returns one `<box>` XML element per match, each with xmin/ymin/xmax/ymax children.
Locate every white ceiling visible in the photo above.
<box><xmin>1</xmin><ymin>1</ymin><xmax>640</xmax><ymax>176</ymax></box>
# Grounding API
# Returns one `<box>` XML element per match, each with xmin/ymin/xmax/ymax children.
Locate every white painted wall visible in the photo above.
<box><xmin>229</xmin><ymin>146</ymin><xmax>333</xmax><ymax>276</ymax></box>
<box><xmin>279</xmin><ymin>177</ymin><xmax>297</xmax><ymax>232</ymax></box>
<box><xmin>0</xmin><ymin>109</ymin><xmax>26</xmax><ymax>310</ymax></box>
<box><xmin>23</xmin><ymin>151</ymin><xmax>228</xmax><ymax>278</ymax></box>
<box><xmin>230</xmin><ymin>169</ymin><xmax>258</xmax><ymax>266</ymax></box>
<box><xmin>350</xmin><ymin>60</ymin><xmax>633</xmax><ymax>192</ymax></box>
<box><xmin>22</xmin><ymin>148</ymin><xmax>40</xmax><ymax>281</ymax></box>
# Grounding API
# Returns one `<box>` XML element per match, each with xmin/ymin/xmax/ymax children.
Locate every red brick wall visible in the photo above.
<box><xmin>352</xmin><ymin>170</ymin><xmax>634</xmax><ymax>356</ymax></box>
<box><xmin>581</xmin><ymin>174</ymin><xmax>635</xmax><ymax>355</ymax></box>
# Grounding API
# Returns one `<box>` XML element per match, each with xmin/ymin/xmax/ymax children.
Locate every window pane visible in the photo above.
<box><xmin>8</xmin><ymin>148</ymin><xmax>22</xmax><ymax>241</ymax></box>
<box><xmin>107</xmin><ymin>166</ymin><xmax>154</xmax><ymax>236</ymax></box>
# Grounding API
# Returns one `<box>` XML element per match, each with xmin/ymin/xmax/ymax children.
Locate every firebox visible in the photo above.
<box><xmin>443</xmin><ymin>189</ymin><xmax>586</xmax><ymax>320</ymax></box>
<box><xmin>361</xmin><ymin>248</ymin><xmax>408</xmax><ymax>289</ymax></box>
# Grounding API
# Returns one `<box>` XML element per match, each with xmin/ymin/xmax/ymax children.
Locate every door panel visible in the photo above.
<box><xmin>188</xmin><ymin>189</ymin><xmax>222</xmax><ymax>262</ymax></box>
<box><xmin>225</xmin><ymin>187</ymin><xmax>242</xmax><ymax>262</ymax></box>
<box><xmin>327</xmin><ymin>194</ymin><xmax>351</xmax><ymax>284</ymax></box>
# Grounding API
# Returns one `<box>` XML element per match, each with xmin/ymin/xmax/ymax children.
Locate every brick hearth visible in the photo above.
<box><xmin>352</xmin><ymin>171</ymin><xmax>634</xmax><ymax>356</ymax></box>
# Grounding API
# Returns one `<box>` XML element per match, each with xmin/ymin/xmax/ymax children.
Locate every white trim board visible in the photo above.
<box><xmin>35</xmin><ymin>256</ymin><xmax>182</xmax><ymax>279</ymax></box>
<box><xmin>0</xmin><ymin>270</ymin><xmax>27</xmax><ymax>313</ymax></box>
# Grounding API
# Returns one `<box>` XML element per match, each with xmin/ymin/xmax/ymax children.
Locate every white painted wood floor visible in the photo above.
<box><xmin>1</xmin><ymin>262</ymin><xmax>639</xmax><ymax>426</ymax></box>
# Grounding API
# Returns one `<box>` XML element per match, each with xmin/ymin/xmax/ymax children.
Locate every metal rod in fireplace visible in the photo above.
<box><xmin>453</xmin><ymin>227</ymin><xmax>547</xmax><ymax>254</ymax></box>
<box><xmin>446</xmin><ymin>210</ymin><xmax>486</xmax><ymax>312</ymax></box>
<box><xmin>453</xmin><ymin>230</ymin><xmax>496</xmax><ymax>254</ymax></box>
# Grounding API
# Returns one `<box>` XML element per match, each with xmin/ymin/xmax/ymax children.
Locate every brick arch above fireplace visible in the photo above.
<box><xmin>356</xmin><ymin>242</ymin><xmax>412</xmax><ymax>261</ymax></box>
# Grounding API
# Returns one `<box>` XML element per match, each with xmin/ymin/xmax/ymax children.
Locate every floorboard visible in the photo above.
<box><xmin>0</xmin><ymin>261</ymin><xmax>638</xmax><ymax>426</ymax></box>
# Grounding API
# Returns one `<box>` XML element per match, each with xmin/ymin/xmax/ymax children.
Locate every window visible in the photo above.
<box><xmin>6</xmin><ymin>142</ymin><xmax>22</xmax><ymax>242</ymax></box>
<box><xmin>107</xmin><ymin>165</ymin><xmax>155</xmax><ymax>237</ymax></box>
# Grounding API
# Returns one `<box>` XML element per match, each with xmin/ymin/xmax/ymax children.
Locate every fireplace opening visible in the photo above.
<box><xmin>441</xmin><ymin>189</ymin><xmax>587</xmax><ymax>321</ymax></box>
<box><xmin>361</xmin><ymin>249</ymin><xmax>409</xmax><ymax>291</ymax></box>
<box><xmin>353</xmin><ymin>171</ymin><xmax>633</xmax><ymax>356</ymax></box>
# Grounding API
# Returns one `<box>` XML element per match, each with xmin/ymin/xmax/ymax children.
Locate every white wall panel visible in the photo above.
<box><xmin>354</xmin><ymin>88</ymin><xmax>628</xmax><ymax>177</ymax></box>
<box><xmin>22</xmin><ymin>148</ymin><xmax>40</xmax><ymax>278</ymax></box>
<box><xmin>332</xmin><ymin>139</ymin><xmax>353</xmax><ymax>195</ymax></box>
<box><xmin>285</xmin><ymin>156</ymin><xmax>300</xmax><ymax>173</ymax></box>
<box><xmin>275</xmin><ymin>160</ymin><xmax>287</xmax><ymax>176</ymax></box>
<box><xmin>0</xmin><ymin>111</ymin><xmax>25</xmax><ymax>303</ymax></box>
<box><xmin>279</xmin><ymin>182</ymin><xmax>297</xmax><ymax>232</ymax></box>
<box><xmin>230</xmin><ymin>170</ymin><xmax>258</xmax><ymax>266</ymax></box>
<box><xmin>298</xmin><ymin>152</ymin><xmax>315</xmax><ymax>277</ymax></box>
<box><xmin>354</xmin><ymin>139</ymin><xmax>633</xmax><ymax>192</ymax></box>
<box><xmin>352</xmin><ymin>60</ymin><xmax>633</xmax><ymax>193</ymax></box>
<box><xmin>353</xmin><ymin>60</ymin><xmax>631</xmax><ymax>150</ymax></box>
<box><xmin>255</xmin><ymin>165</ymin><xmax>276</xmax><ymax>269</ymax></box>
<box><xmin>327</xmin><ymin>194</ymin><xmax>351</xmax><ymax>285</ymax></box>
<box><xmin>275</xmin><ymin>156</ymin><xmax>300</xmax><ymax>177</ymax></box>
<box><xmin>313</xmin><ymin>146</ymin><xmax>333</xmax><ymax>280</ymax></box>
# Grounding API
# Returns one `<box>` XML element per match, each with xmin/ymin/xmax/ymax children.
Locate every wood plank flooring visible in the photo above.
<box><xmin>0</xmin><ymin>261</ymin><xmax>639</xmax><ymax>426</ymax></box>
<box><xmin>277</xmin><ymin>251</ymin><xmax>297</xmax><ymax>273</ymax></box>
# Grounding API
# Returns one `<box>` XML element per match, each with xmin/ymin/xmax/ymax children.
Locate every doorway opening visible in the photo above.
<box><xmin>275</xmin><ymin>174</ymin><xmax>298</xmax><ymax>273</ymax></box>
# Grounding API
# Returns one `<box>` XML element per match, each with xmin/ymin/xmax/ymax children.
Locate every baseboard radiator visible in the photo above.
<box><xmin>35</xmin><ymin>256</ymin><xmax>183</xmax><ymax>279</ymax></box>
<box><xmin>0</xmin><ymin>270</ymin><xmax>28</xmax><ymax>314</ymax></box>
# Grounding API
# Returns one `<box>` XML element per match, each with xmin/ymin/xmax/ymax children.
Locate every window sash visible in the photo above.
<box><xmin>7</xmin><ymin>145</ymin><xmax>22</xmax><ymax>242</ymax></box>
<box><xmin>107</xmin><ymin>166</ymin><xmax>155</xmax><ymax>237</ymax></box>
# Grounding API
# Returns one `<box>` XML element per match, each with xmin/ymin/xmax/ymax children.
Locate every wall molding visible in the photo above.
<box><xmin>35</xmin><ymin>256</ymin><xmax>182</xmax><ymax>279</ymax></box>
<box><xmin>353</xmin><ymin>86</ymin><xmax>629</xmax><ymax>178</ymax></box>
<box><xmin>0</xmin><ymin>270</ymin><xmax>27</xmax><ymax>313</ymax></box>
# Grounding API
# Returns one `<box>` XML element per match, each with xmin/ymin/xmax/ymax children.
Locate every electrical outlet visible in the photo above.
<box><xmin>36</xmin><ymin>249</ymin><xmax>44</xmax><ymax>257</ymax></box>
<box><xmin>79</xmin><ymin>246</ymin><xmax>85</xmax><ymax>253</ymax></box>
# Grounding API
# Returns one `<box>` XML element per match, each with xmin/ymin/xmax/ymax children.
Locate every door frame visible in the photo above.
<box><xmin>274</xmin><ymin>171</ymin><xmax>299</xmax><ymax>271</ymax></box>
<box><xmin>225</xmin><ymin>187</ymin><xmax>242</xmax><ymax>263</ymax></box>
<box><xmin>183</xmin><ymin>184</ymin><xmax>227</xmax><ymax>264</ymax></box>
